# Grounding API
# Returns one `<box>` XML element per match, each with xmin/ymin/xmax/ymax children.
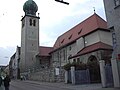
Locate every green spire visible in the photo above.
<box><xmin>29</xmin><ymin>0</ymin><xmax>33</xmax><ymax>4</ymax></box>
<box><xmin>23</xmin><ymin>0</ymin><xmax>38</xmax><ymax>16</ymax></box>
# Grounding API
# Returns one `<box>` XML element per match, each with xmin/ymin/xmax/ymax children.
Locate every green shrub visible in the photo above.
<box><xmin>63</xmin><ymin>62</ymin><xmax>87</xmax><ymax>71</ymax></box>
<box><xmin>63</xmin><ymin>63</ymin><xmax>72</xmax><ymax>71</ymax></box>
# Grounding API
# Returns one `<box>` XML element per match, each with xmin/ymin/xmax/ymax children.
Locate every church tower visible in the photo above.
<box><xmin>20</xmin><ymin>0</ymin><xmax>39</xmax><ymax>73</ymax></box>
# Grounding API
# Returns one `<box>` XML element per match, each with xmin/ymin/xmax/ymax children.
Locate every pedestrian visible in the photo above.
<box><xmin>20</xmin><ymin>75</ymin><xmax>23</xmax><ymax>81</ymax></box>
<box><xmin>0</xmin><ymin>76</ymin><xmax>4</xmax><ymax>90</ymax></box>
<box><xmin>0</xmin><ymin>76</ymin><xmax>2</xmax><ymax>86</ymax></box>
<box><xmin>3</xmin><ymin>74</ymin><xmax>11</xmax><ymax>90</ymax></box>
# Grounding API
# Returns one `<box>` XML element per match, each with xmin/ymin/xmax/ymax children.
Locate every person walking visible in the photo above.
<box><xmin>0</xmin><ymin>76</ymin><xmax>4</xmax><ymax>90</ymax></box>
<box><xmin>3</xmin><ymin>74</ymin><xmax>11</xmax><ymax>90</ymax></box>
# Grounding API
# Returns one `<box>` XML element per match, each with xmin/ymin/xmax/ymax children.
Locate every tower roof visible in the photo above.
<box><xmin>23</xmin><ymin>0</ymin><xmax>38</xmax><ymax>16</ymax></box>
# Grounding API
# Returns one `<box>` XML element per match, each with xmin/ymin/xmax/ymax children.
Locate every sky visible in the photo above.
<box><xmin>0</xmin><ymin>0</ymin><xmax>106</xmax><ymax>66</ymax></box>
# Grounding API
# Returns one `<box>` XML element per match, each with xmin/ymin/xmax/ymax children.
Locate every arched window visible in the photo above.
<box><xmin>114</xmin><ymin>0</ymin><xmax>120</xmax><ymax>6</ymax></box>
<box><xmin>29</xmin><ymin>19</ymin><xmax>32</xmax><ymax>26</ymax></box>
<box><xmin>33</xmin><ymin>19</ymin><xmax>36</xmax><ymax>26</ymax></box>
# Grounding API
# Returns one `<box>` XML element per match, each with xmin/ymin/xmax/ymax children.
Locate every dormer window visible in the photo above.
<box><xmin>61</xmin><ymin>39</ymin><xmax>64</xmax><ymax>43</ymax></box>
<box><xmin>68</xmin><ymin>34</ymin><xmax>72</xmax><ymax>40</ymax></box>
<box><xmin>78</xmin><ymin>29</ymin><xmax>82</xmax><ymax>35</ymax></box>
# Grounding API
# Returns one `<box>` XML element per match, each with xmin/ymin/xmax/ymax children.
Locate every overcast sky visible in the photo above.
<box><xmin>0</xmin><ymin>0</ymin><xmax>106</xmax><ymax>66</ymax></box>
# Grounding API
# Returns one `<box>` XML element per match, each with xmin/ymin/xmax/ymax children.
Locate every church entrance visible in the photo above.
<box><xmin>87</xmin><ymin>55</ymin><xmax>101</xmax><ymax>83</ymax></box>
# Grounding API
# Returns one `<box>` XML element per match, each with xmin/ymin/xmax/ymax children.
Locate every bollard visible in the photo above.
<box><xmin>111</xmin><ymin>59</ymin><xmax>120</xmax><ymax>88</ymax></box>
<box><xmin>65</xmin><ymin>70</ymin><xmax>68</xmax><ymax>83</ymax></box>
<box><xmin>99</xmin><ymin>60</ymin><xmax>106</xmax><ymax>87</ymax></box>
<box><xmin>71</xmin><ymin>66</ymin><xmax>75</xmax><ymax>85</ymax></box>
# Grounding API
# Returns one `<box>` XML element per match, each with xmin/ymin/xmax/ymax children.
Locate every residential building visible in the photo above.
<box><xmin>9</xmin><ymin>46</ymin><xmax>53</xmax><ymax>79</ymax></box>
<box><xmin>9</xmin><ymin>53</ymin><xmax>15</xmax><ymax>78</ymax></box>
<box><xmin>4</xmin><ymin>65</ymin><xmax>9</xmax><ymax>76</ymax></box>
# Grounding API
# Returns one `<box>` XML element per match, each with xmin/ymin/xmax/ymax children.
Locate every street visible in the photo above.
<box><xmin>10</xmin><ymin>80</ymin><xmax>71</xmax><ymax>90</ymax></box>
<box><xmin>9</xmin><ymin>80</ymin><xmax>119</xmax><ymax>90</ymax></box>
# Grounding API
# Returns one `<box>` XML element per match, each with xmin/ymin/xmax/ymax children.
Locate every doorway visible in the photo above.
<box><xmin>87</xmin><ymin>55</ymin><xmax>101</xmax><ymax>83</ymax></box>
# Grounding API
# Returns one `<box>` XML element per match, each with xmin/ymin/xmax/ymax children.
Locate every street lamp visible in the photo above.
<box><xmin>55</xmin><ymin>0</ymin><xmax>69</xmax><ymax>5</ymax></box>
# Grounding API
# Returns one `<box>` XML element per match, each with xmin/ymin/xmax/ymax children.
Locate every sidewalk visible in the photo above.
<box><xmin>22</xmin><ymin>80</ymin><xmax>120</xmax><ymax>90</ymax></box>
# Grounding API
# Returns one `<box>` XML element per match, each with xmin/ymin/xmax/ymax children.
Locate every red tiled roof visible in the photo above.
<box><xmin>70</xmin><ymin>42</ymin><xmax>112</xmax><ymax>58</ymax></box>
<box><xmin>39</xmin><ymin>46</ymin><xmax>53</xmax><ymax>56</ymax></box>
<box><xmin>53</xmin><ymin>13</ymin><xmax>107</xmax><ymax>50</ymax></box>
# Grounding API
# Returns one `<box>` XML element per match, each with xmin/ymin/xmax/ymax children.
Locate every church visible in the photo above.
<box><xmin>9</xmin><ymin>0</ymin><xmax>113</xmax><ymax>82</ymax></box>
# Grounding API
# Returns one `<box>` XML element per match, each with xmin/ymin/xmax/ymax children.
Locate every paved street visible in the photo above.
<box><xmin>10</xmin><ymin>80</ymin><xmax>72</xmax><ymax>90</ymax></box>
<box><xmin>10</xmin><ymin>80</ymin><xmax>119</xmax><ymax>90</ymax></box>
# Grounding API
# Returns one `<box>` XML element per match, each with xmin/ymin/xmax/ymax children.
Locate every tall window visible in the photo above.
<box><xmin>77</xmin><ymin>58</ymin><xmax>80</xmax><ymax>63</ymax></box>
<box><xmin>22</xmin><ymin>19</ymin><xmax>25</xmax><ymax>28</ymax></box>
<box><xmin>63</xmin><ymin>50</ymin><xmax>66</xmax><ymax>60</ymax></box>
<box><xmin>29</xmin><ymin>18</ymin><xmax>36</xmax><ymax>27</ymax></box>
<box><xmin>114</xmin><ymin>0</ymin><xmax>120</xmax><ymax>6</ymax></box>
<box><xmin>29</xmin><ymin>19</ymin><xmax>32</xmax><ymax>26</ymax></box>
<box><xmin>73</xmin><ymin>59</ymin><xmax>76</xmax><ymax>62</ymax></box>
<box><xmin>69</xmin><ymin>46</ymin><xmax>71</xmax><ymax>51</ymax></box>
<box><xmin>110</xmin><ymin>27</ymin><xmax>117</xmax><ymax>49</ymax></box>
<box><xmin>33</xmin><ymin>19</ymin><xmax>36</xmax><ymax>26</ymax></box>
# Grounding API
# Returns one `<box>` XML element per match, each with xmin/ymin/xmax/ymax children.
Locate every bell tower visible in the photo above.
<box><xmin>20</xmin><ymin>0</ymin><xmax>40</xmax><ymax>73</ymax></box>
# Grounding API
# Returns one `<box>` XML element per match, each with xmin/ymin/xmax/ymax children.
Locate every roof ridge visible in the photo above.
<box><xmin>39</xmin><ymin>46</ymin><xmax>53</xmax><ymax>48</ymax></box>
<box><xmin>58</xmin><ymin>13</ymin><xmax>99</xmax><ymax>38</ymax></box>
<box><xmin>77</xmin><ymin>42</ymin><xmax>112</xmax><ymax>54</ymax></box>
<box><xmin>53</xmin><ymin>13</ymin><xmax>107</xmax><ymax>49</ymax></box>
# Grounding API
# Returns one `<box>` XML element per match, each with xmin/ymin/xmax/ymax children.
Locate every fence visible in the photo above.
<box><xmin>67</xmin><ymin>68</ymin><xmax>90</xmax><ymax>84</ymax></box>
<box><xmin>75</xmin><ymin>69</ymin><xmax>90</xmax><ymax>84</ymax></box>
<box><xmin>105</xmin><ymin>65</ymin><xmax>114</xmax><ymax>87</ymax></box>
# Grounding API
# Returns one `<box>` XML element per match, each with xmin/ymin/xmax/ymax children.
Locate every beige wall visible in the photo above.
<box><xmin>76</xmin><ymin>37</ymin><xmax>84</xmax><ymax>53</ymax></box>
<box><xmin>85</xmin><ymin>31</ymin><xmax>100</xmax><ymax>47</ymax></box>
<box><xmin>99</xmin><ymin>30</ymin><xmax>112</xmax><ymax>46</ymax></box>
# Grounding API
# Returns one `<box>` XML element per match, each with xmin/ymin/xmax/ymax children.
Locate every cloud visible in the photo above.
<box><xmin>39</xmin><ymin>0</ymin><xmax>106</xmax><ymax>47</ymax></box>
<box><xmin>0</xmin><ymin>47</ymin><xmax>15</xmax><ymax>65</ymax></box>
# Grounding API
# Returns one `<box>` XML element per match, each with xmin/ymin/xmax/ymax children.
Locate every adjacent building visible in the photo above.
<box><xmin>9</xmin><ymin>46</ymin><xmax>20</xmax><ymax>79</ymax></box>
<box><xmin>103</xmin><ymin>0</ymin><xmax>120</xmax><ymax>87</ymax></box>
